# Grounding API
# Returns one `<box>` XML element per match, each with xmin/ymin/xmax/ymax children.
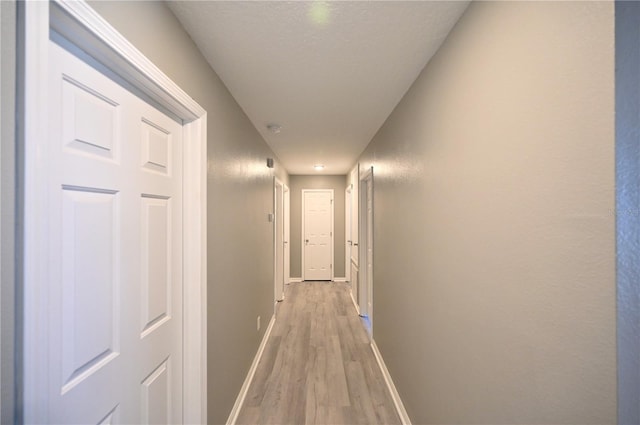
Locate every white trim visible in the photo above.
<box><xmin>22</xmin><ymin>3</ymin><xmax>52</xmax><ymax>422</ymax></box>
<box><xmin>301</xmin><ymin>189</ymin><xmax>334</xmax><ymax>281</ymax></box>
<box><xmin>370</xmin><ymin>340</ymin><xmax>412</xmax><ymax>425</ymax></box>
<box><xmin>359</xmin><ymin>168</ymin><xmax>373</xmax><ymax>329</ymax></box>
<box><xmin>226</xmin><ymin>315</ymin><xmax>276</xmax><ymax>425</ymax></box>
<box><xmin>0</xmin><ymin>1</ymin><xmax>3</xmax><ymax>418</ymax></box>
<box><xmin>274</xmin><ymin>178</ymin><xmax>284</xmax><ymax>305</ymax></box>
<box><xmin>182</xmin><ymin>115</ymin><xmax>208</xmax><ymax>423</ymax></box>
<box><xmin>349</xmin><ymin>164</ymin><xmax>359</xmax><ymax>306</ymax></box>
<box><xmin>350</xmin><ymin>290</ymin><xmax>360</xmax><ymax>315</ymax></box>
<box><xmin>23</xmin><ymin>1</ymin><xmax>207</xmax><ymax>423</ymax></box>
<box><xmin>288</xmin><ymin>277</ymin><xmax>303</xmax><ymax>283</ymax></box>
<box><xmin>49</xmin><ymin>1</ymin><xmax>205</xmax><ymax>120</ymax></box>
<box><xmin>345</xmin><ymin>185</ymin><xmax>352</xmax><ymax>283</ymax></box>
<box><xmin>333</xmin><ymin>277</ymin><xmax>347</xmax><ymax>282</ymax></box>
<box><xmin>283</xmin><ymin>185</ymin><xmax>290</xmax><ymax>288</ymax></box>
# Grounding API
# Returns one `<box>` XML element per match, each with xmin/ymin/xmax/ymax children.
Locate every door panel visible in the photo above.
<box><xmin>303</xmin><ymin>190</ymin><xmax>333</xmax><ymax>280</ymax></box>
<box><xmin>60</xmin><ymin>187</ymin><xmax>118</xmax><ymax>394</ymax></box>
<box><xmin>49</xmin><ymin>41</ymin><xmax>183</xmax><ymax>423</ymax></box>
<box><xmin>141</xmin><ymin>360</ymin><xmax>171</xmax><ymax>424</ymax></box>
<box><xmin>141</xmin><ymin>196</ymin><xmax>171</xmax><ymax>336</ymax></box>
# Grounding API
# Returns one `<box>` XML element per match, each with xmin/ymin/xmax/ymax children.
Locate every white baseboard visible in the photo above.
<box><xmin>370</xmin><ymin>340</ymin><xmax>412</xmax><ymax>425</ymax></box>
<box><xmin>226</xmin><ymin>314</ymin><xmax>276</xmax><ymax>425</ymax></box>
<box><xmin>350</xmin><ymin>290</ymin><xmax>360</xmax><ymax>315</ymax></box>
<box><xmin>288</xmin><ymin>277</ymin><xmax>302</xmax><ymax>283</ymax></box>
<box><xmin>333</xmin><ymin>277</ymin><xmax>347</xmax><ymax>282</ymax></box>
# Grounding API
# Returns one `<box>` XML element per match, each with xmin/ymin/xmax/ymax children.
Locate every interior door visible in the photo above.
<box><xmin>359</xmin><ymin>169</ymin><xmax>373</xmax><ymax>333</ymax></box>
<box><xmin>284</xmin><ymin>185</ymin><xmax>290</xmax><ymax>286</ymax></box>
<box><xmin>345</xmin><ymin>186</ymin><xmax>352</xmax><ymax>283</ymax></box>
<box><xmin>275</xmin><ymin>179</ymin><xmax>284</xmax><ymax>303</ymax></box>
<box><xmin>47</xmin><ymin>41</ymin><xmax>183</xmax><ymax>423</ymax></box>
<box><xmin>303</xmin><ymin>190</ymin><xmax>333</xmax><ymax>281</ymax></box>
<box><xmin>350</xmin><ymin>166</ymin><xmax>359</xmax><ymax>267</ymax></box>
<box><xmin>365</xmin><ymin>174</ymin><xmax>374</xmax><ymax>319</ymax></box>
<box><xmin>350</xmin><ymin>165</ymin><xmax>359</xmax><ymax>309</ymax></box>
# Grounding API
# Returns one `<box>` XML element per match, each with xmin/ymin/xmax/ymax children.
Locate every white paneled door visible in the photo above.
<box><xmin>359</xmin><ymin>168</ymin><xmax>373</xmax><ymax>335</ymax></box>
<box><xmin>345</xmin><ymin>186</ymin><xmax>352</xmax><ymax>283</ymax></box>
<box><xmin>349</xmin><ymin>165</ymin><xmax>359</xmax><ymax>311</ymax></box>
<box><xmin>365</xmin><ymin>172</ymin><xmax>374</xmax><ymax>319</ymax></box>
<box><xmin>275</xmin><ymin>178</ymin><xmax>284</xmax><ymax>303</ymax></box>
<box><xmin>284</xmin><ymin>185</ymin><xmax>290</xmax><ymax>286</ymax></box>
<box><xmin>47</xmin><ymin>41</ymin><xmax>183</xmax><ymax>423</ymax></box>
<box><xmin>303</xmin><ymin>190</ymin><xmax>333</xmax><ymax>281</ymax></box>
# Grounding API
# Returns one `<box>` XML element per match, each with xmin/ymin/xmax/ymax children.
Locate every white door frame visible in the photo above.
<box><xmin>350</xmin><ymin>164</ymin><xmax>359</xmax><ymax>270</ymax></box>
<box><xmin>301</xmin><ymin>189</ymin><xmax>334</xmax><ymax>281</ymax></box>
<box><xmin>22</xmin><ymin>1</ymin><xmax>207</xmax><ymax>423</ymax></box>
<box><xmin>345</xmin><ymin>185</ymin><xmax>352</xmax><ymax>283</ymax></box>
<box><xmin>284</xmin><ymin>185</ymin><xmax>290</xmax><ymax>286</ymax></box>
<box><xmin>350</xmin><ymin>164</ymin><xmax>359</xmax><ymax>311</ymax></box>
<box><xmin>359</xmin><ymin>168</ymin><xmax>373</xmax><ymax>334</ymax></box>
<box><xmin>274</xmin><ymin>178</ymin><xmax>285</xmax><ymax>305</ymax></box>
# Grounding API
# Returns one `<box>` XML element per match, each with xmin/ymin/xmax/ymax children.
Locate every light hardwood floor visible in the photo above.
<box><xmin>236</xmin><ymin>282</ymin><xmax>401</xmax><ymax>425</ymax></box>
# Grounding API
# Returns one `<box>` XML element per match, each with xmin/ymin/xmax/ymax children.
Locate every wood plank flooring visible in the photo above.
<box><xmin>236</xmin><ymin>282</ymin><xmax>401</xmax><ymax>425</ymax></box>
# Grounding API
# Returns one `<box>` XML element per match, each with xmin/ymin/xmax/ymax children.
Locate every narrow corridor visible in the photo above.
<box><xmin>236</xmin><ymin>282</ymin><xmax>400</xmax><ymax>425</ymax></box>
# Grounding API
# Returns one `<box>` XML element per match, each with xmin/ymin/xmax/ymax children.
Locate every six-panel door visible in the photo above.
<box><xmin>303</xmin><ymin>190</ymin><xmax>333</xmax><ymax>281</ymax></box>
<box><xmin>48</xmin><ymin>41</ymin><xmax>183</xmax><ymax>424</ymax></box>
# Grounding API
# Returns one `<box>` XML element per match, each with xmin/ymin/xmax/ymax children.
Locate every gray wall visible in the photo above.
<box><xmin>289</xmin><ymin>175</ymin><xmax>345</xmax><ymax>279</ymax></box>
<box><xmin>615</xmin><ymin>3</ymin><xmax>640</xmax><ymax>424</ymax></box>
<box><xmin>1</xmin><ymin>1</ymin><xmax>16</xmax><ymax>423</ymax></box>
<box><xmin>87</xmin><ymin>2</ymin><xmax>288</xmax><ymax>423</ymax></box>
<box><xmin>357</xmin><ymin>1</ymin><xmax>616</xmax><ymax>424</ymax></box>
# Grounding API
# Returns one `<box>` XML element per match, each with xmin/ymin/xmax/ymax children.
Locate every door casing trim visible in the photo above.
<box><xmin>359</xmin><ymin>167</ymin><xmax>373</xmax><ymax>334</ymax></box>
<box><xmin>274</xmin><ymin>177</ymin><xmax>285</xmax><ymax>307</ymax></box>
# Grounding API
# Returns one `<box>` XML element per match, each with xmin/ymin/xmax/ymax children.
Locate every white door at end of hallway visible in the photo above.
<box><xmin>303</xmin><ymin>190</ymin><xmax>333</xmax><ymax>281</ymax></box>
<box><xmin>46</xmin><ymin>41</ymin><xmax>183</xmax><ymax>423</ymax></box>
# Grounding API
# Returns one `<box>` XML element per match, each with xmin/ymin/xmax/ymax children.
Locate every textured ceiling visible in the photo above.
<box><xmin>167</xmin><ymin>1</ymin><xmax>470</xmax><ymax>175</ymax></box>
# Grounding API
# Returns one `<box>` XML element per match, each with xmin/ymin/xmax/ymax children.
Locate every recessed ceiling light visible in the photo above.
<box><xmin>314</xmin><ymin>164</ymin><xmax>325</xmax><ymax>171</ymax></box>
<box><xmin>266</xmin><ymin>123</ymin><xmax>282</xmax><ymax>134</ymax></box>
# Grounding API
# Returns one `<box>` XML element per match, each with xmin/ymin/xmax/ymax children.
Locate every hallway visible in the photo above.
<box><xmin>4</xmin><ymin>2</ymin><xmax>622</xmax><ymax>423</ymax></box>
<box><xmin>236</xmin><ymin>282</ymin><xmax>400</xmax><ymax>425</ymax></box>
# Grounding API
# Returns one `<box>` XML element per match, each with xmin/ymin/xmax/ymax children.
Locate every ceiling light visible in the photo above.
<box><xmin>266</xmin><ymin>123</ymin><xmax>282</xmax><ymax>134</ymax></box>
<box><xmin>314</xmin><ymin>164</ymin><xmax>325</xmax><ymax>171</ymax></box>
<box><xmin>309</xmin><ymin>1</ymin><xmax>330</xmax><ymax>25</ymax></box>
